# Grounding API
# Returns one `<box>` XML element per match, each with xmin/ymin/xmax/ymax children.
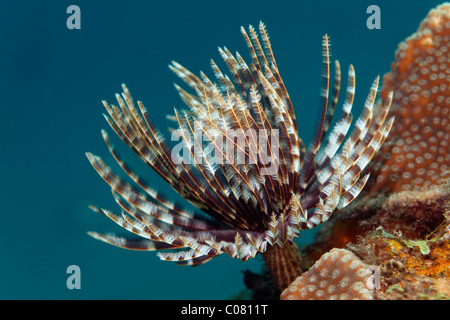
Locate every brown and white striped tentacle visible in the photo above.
<box><xmin>298</xmin><ymin>34</ymin><xmax>332</xmax><ymax>193</ymax></box>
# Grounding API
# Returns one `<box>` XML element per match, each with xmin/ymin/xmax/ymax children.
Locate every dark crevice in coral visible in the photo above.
<box><xmin>242</xmin><ymin>269</ymin><xmax>280</xmax><ymax>300</ymax></box>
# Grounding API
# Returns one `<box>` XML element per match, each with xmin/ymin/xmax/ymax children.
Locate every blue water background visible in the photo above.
<box><xmin>0</xmin><ymin>0</ymin><xmax>444</xmax><ymax>299</ymax></box>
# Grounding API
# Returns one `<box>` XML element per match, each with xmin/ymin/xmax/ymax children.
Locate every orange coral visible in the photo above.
<box><xmin>281</xmin><ymin>248</ymin><xmax>375</xmax><ymax>300</ymax></box>
<box><xmin>413</xmin><ymin>241</ymin><xmax>450</xmax><ymax>278</ymax></box>
<box><xmin>364</xmin><ymin>226</ymin><xmax>450</xmax><ymax>299</ymax></box>
<box><xmin>366</xmin><ymin>3</ymin><xmax>450</xmax><ymax>197</ymax></box>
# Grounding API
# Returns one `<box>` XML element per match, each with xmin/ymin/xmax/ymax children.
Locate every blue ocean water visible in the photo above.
<box><xmin>0</xmin><ymin>0</ymin><xmax>445</xmax><ymax>299</ymax></box>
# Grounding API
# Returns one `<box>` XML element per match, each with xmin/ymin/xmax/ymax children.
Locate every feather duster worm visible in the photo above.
<box><xmin>87</xmin><ymin>23</ymin><xmax>393</xmax><ymax>291</ymax></box>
